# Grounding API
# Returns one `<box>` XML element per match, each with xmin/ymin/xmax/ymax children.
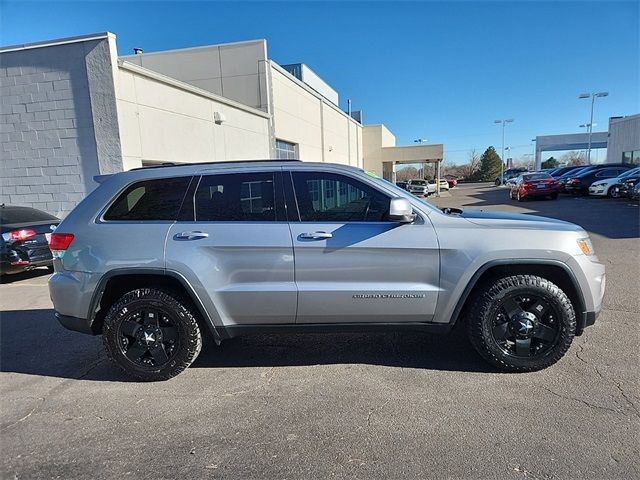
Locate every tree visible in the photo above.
<box><xmin>395</xmin><ymin>166</ymin><xmax>420</xmax><ymax>182</ymax></box>
<box><xmin>478</xmin><ymin>146</ymin><xmax>503</xmax><ymax>181</ymax></box>
<box><xmin>457</xmin><ymin>149</ymin><xmax>481</xmax><ymax>181</ymax></box>
<box><xmin>541</xmin><ymin>157</ymin><xmax>559</xmax><ymax>169</ymax></box>
<box><xmin>561</xmin><ymin>151</ymin><xmax>585</xmax><ymax>166</ymax></box>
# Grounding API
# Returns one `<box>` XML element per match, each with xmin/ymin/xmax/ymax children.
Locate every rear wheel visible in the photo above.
<box><xmin>466</xmin><ymin>275</ymin><xmax>575</xmax><ymax>372</ymax></box>
<box><xmin>102</xmin><ymin>288</ymin><xmax>202</xmax><ymax>381</ymax></box>
<box><xmin>516</xmin><ymin>191</ymin><xmax>523</xmax><ymax>202</ymax></box>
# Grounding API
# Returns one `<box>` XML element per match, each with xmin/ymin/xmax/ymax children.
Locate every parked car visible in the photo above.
<box><xmin>49</xmin><ymin>160</ymin><xmax>604</xmax><ymax>381</ymax></box>
<box><xmin>632</xmin><ymin>183</ymin><xmax>640</xmax><ymax>201</ymax></box>
<box><xmin>0</xmin><ymin>205</ymin><xmax>59</xmax><ymax>275</ymax></box>
<box><xmin>612</xmin><ymin>173</ymin><xmax>640</xmax><ymax>198</ymax></box>
<box><xmin>428</xmin><ymin>178</ymin><xmax>450</xmax><ymax>191</ymax></box>
<box><xmin>564</xmin><ymin>165</ymin><xmax>634</xmax><ymax>195</ymax></box>
<box><xmin>495</xmin><ymin>168</ymin><xmax>528</xmax><ymax>186</ymax></box>
<box><xmin>588</xmin><ymin>167</ymin><xmax>640</xmax><ymax>197</ymax></box>
<box><xmin>550</xmin><ymin>165</ymin><xmax>586</xmax><ymax>178</ymax></box>
<box><xmin>395</xmin><ymin>181</ymin><xmax>408</xmax><ymax>191</ymax></box>
<box><xmin>509</xmin><ymin>173</ymin><xmax>562</xmax><ymax>201</ymax></box>
<box><xmin>406</xmin><ymin>179</ymin><xmax>429</xmax><ymax>196</ymax></box>
<box><xmin>444</xmin><ymin>177</ymin><xmax>458</xmax><ymax>188</ymax></box>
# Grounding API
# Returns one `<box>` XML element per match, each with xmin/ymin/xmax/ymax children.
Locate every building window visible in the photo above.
<box><xmin>622</xmin><ymin>150</ymin><xmax>640</xmax><ymax>165</ymax></box>
<box><xmin>276</xmin><ymin>140</ymin><xmax>298</xmax><ymax>160</ymax></box>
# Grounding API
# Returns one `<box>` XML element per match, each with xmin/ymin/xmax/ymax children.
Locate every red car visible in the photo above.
<box><xmin>509</xmin><ymin>173</ymin><xmax>561</xmax><ymax>201</ymax></box>
<box><xmin>444</xmin><ymin>176</ymin><xmax>458</xmax><ymax>188</ymax></box>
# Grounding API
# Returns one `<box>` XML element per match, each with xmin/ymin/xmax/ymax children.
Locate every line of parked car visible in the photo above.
<box><xmin>396</xmin><ymin>176</ymin><xmax>458</xmax><ymax>196</ymax></box>
<box><xmin>498</xmin><ymin>164</ymin><xmax>640</xmax><ymax>202</ymax></box>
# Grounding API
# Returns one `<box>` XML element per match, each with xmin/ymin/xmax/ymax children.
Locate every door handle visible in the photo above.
<box><xmin>299</xmin><ymin>231</ymin><xmax>333</xmax><ymax>240</ymax></box>
<box><xmin>174</xmin><ymin>231</ymin><xmax>209</xmax><ymax>240</ymax></box>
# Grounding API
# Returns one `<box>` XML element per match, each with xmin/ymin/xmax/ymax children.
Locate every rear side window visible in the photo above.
<box><xmin>194</xmin><ymin>172</ymin><xmax>277</xmax><ymax>221</ymax></box>
<box><xmin>104</xmin><ymin>177</ymin><xmax>191</xmax><ymax>221</ymax></box>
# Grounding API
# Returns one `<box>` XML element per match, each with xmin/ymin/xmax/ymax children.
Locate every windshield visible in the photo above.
<box><xmin>618</xmin><ymin>167</ymin><xmax>640</xmax><ymax>179</ymax></box>
<box><xmin>409</xmin><ymin>180</ymin><xmax>427</xmax><ymax>185</ymax></box>
<box><xmin>0</xmin><ymin>206</ymin><xmax>58</xmax><ymax>225</ymax></box>
<box><xmin>523</xmin><ymin>173</ymin><xmax>552</xmax><ymax>181</ymax></box>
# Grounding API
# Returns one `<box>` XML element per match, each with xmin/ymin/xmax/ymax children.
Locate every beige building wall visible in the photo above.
<box><xmin>270</xmin><ymin>63</ymin><xmax>362</xmax><ymax>167</ymax></box>
<box><xmin>363</xmin><ymin>124</ymin><xmax>444</xmax><ymax>178</ymax></box>
<box><xmin>121</xmin><ymin>40</ymin><xmax>270</xmax><ymax>112</ymax></box>
<box><xmin>115</xmin><ymin>61</ymin><xmax>271</xmax><ymax>170</ymax></box>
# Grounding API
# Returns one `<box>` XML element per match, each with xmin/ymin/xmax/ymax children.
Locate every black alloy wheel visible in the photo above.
<box><xmin>490</xmin><ymin>294</ymin><xmax>559</xmax><ymax>358</ymax></box>
<box><xmin>117</xmin><ymin>305</ymin><xmax>180</xmax><ymax>369</ymax></box>
<box><xmin>467</xmin><ymin>275</ymin><xmax>576</xmax><ymax>372</ymax></box>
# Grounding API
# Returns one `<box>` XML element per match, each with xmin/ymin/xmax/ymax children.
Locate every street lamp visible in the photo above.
<box><xmin>579</xmin><ymin>92</ymin><xmax>608</xmax><ymax>164</ymax></box>
<box><xmin>414</xmin><ymin>138</ymin><xmax>428</xmax><ymax>143</ymax></box>
<box><xmin>494</xmin><ymin>119</ymin><xmax>514</xmax><ymax>184</ymax></box>
<box><xmin>505</xmin><ymin>146</ymin><xmax>512</xmax><ymax>168</ymax></box>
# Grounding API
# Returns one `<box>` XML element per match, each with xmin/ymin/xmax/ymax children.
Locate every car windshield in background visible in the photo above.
<box><xmin>0</xmin><ymin>206</ymin><xmax>58</xmax><ymax>225</ymax></box>
<box><xmin>523</xmin><ymin>173</ymin><xmax>552</xmax><ymax>181</ymax></box>
<box><xmin>410</xmin><ymin>180</ymin><xmax>427</xmax><ymax>185</ymax></box>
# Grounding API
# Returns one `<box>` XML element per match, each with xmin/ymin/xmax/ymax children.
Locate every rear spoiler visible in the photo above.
<box><xmin>93</xmin><ymin>174</ymin><xmax>112</xmax><ymax>184</ymax></box>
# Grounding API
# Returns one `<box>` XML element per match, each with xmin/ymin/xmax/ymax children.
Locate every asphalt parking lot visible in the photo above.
<box><xmin>1</xmin><ymin>184</ymin><xmax>639</xmax><ymax>480</ymax></box>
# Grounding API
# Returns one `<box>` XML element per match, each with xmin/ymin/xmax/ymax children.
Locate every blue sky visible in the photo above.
<box><xmin>2</xmin><ymin>1</ymin><xmax>638</xmax><ymax>164</ymax></box>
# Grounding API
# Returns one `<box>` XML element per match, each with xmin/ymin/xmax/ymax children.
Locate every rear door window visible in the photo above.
<box><xmin>104</xmin><ymin>177</ymin><xmax>192</xmax><ymax>221</ymax></box>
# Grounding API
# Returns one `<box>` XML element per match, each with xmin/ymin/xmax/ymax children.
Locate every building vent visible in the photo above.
<box><xmin>214</xmin><ymin>111</ymin><xmax>226</xmax><ymax>124</ymax></box>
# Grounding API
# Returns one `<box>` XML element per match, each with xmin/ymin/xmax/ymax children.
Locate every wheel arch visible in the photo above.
<box><xmin>451</xmin><ymin>259</ymin><xmax>587</xmax><ymax>334</ymax></box>
<box><xmin>87</xmin><ymin>268</ymin><xmax>222</xmax><ymax>341</ymax></box>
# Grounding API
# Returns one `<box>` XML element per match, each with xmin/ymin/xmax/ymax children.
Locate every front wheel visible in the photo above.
<box><xmin>102</xmin><ymin>288</ymin><xmax>203</xmax><ymax>381</ymax></box>
<box><xmin>466</xmin><ymin>275</ymin><xmax>576</xmax><ymax>372</ymax></box>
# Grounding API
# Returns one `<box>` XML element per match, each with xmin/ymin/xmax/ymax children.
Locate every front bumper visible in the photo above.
<box><xmin>588</xmin><ymin>186</ymin><xmax>607</xmax><ymax>196</ymax></box>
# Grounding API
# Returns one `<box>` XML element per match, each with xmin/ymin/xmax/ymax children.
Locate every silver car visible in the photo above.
<box><xmin>49</xmin><ymin>161</ymin><xmax>605</xmax><ymax>381</ymax></box>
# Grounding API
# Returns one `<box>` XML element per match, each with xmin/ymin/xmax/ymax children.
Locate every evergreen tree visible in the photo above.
<box><xmin>541</xmin><ymin>157</ymin><xmax>559</xmax><ymax>169</ymax></box>
<box><xmin>478</xmin><ymin>146</ymin><xmax>503</xmax><ymax>181</ymax></box>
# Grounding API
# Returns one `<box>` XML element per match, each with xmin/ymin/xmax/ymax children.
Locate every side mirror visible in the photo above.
<box><xmin>389</xmin><ymin>197</ymin><xmax>416</xmax><ymax>223</ymax></box>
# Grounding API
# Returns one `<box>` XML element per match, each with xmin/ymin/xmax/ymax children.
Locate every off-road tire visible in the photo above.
<box><xmin>103</xmin><ymin>288</ymin><xmax>202</xmax><ymax>381</ymax></box>
<box><xmin>467</xmin><ymin>275</ymin><xmax>576</xmax><ymax>372</ymax></box>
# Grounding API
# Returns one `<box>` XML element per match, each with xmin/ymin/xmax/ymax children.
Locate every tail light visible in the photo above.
<box><xmin>2</xmin><ymin>229</ymin><xmax>36</xmax><ymax>242</ymax></box>
<box><xmin>48</xmin><ymin>233</ymin><xmax>74</xmax><ymax>259</ymax></box>
<box><xmin>568</xmin><ymin>178</ymin><xmax>580</xmax><ymax>185</ymax></box>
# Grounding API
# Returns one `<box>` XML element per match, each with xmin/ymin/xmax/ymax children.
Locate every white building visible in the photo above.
<box><xmin>0</xmin><ymin>32</ymin><xmax>443</xmax><ymax>217</ymax></box>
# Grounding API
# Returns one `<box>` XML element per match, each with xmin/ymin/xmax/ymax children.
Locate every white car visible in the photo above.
<box><xmin>427</xmin><ymin>179</ymin><xmax>450</xmax><ymax>193</ymax></box>
<box><xmin>589</xmin><ymin>167</ymin><xmax>640</xmax><ymax>197</ymax></box>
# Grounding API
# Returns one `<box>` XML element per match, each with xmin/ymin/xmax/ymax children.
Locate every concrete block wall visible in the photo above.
<box><xmin>0</xmin><ymin>34</ymin><xmax>122</xmax><ymax>218</ymax></box>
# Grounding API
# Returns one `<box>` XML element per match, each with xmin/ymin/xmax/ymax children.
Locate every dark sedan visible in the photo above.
<box><xmin>563</xmin><ymin>165</ymin><xmax>634</xmax><ymax>195</ymax></box>
<box><xmin>612</xmin><ymin>174</ymin><xmax>640</xmax><ymax>198</ymax></box>
<box><xmin>0</xmin><ymin>205</ymin><xmax>59</xmax><ymax>275</ymax></box>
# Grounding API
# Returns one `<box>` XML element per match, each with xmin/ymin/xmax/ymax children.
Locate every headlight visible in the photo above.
<box><xmin>577</xmin><ymin>237</ymin><xmax>595</xmax><ymax>256</ymax></box>
<box><xmin>592</xmin><ymin>182</ymin><xmax>605</xmax><ymax>187</ymax></box>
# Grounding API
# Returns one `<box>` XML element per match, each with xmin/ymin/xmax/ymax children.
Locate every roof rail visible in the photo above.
<box><xmin>129</xmin><ymin>159</ymin><xmax>301</xmax><ymax>171</ymax></box>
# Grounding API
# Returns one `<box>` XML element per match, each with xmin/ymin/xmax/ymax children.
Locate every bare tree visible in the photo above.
<box><xmin>395</xmin><ymin>166</ymin><xmax>420</xmax><ymax>182</ymax></box>
<box><xmin>457</xmin><ymin>149</ymin><xmax>481</xmax><ymax>180</ymax></box>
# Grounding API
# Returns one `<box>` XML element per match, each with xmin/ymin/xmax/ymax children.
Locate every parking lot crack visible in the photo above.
<box><xmin>0</xmin><ymin>398</ymin><xmax>44</xmax><ymax>432</ymax></box>
<box><xmin>614</xmin><ymin>381</ymin><xmax>640</xmax><ymax>418</ymax></box>
<box><xmin>541</xmin><ymin>386</ymin><xmax>620</xmax><ymax>415</ymax></box>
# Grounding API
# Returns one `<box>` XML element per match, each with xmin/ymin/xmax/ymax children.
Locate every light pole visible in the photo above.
<box><xmin>579</xmin><ymin>92</ymin><xmax>608</xmax><ymax>164</ymax></box>
<box><xmin>579</xmin><ymin>123</ymin><xmax>597</xmax><ymax>161</ymax></box>
<box><xmin>494</xmin><ymin>119</ymin><xmax>514</xmax><ymax>184</ymax></box>
<box><xmin>414</xmin><ymin>139</ymin><xmax>429</xmax><ymax>184</ymax></box>
<box><xmin>505</xmin><ymin>146</ymin><xmax>512</xmax><ymax>169</ymax></box>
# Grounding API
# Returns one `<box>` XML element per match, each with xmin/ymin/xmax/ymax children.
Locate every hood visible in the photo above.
<box><xmin>459</xmin><ymin>209</ymin><xmax>583</xmax><ymax>232</ymax></box>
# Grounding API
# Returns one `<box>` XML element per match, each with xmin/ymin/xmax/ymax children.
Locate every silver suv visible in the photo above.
<box><xmin>48</xmin><ymin>161</ymin><xmax>605</xmax><ymax>381</ymax></box>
